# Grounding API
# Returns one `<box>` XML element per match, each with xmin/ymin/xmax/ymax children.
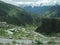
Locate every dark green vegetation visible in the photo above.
<box><xmin>0</xmin><ymin>1</ymin><xmax>40</xmax><ymax>26</ymax></box>
<box><xmin>36</xmin><ymin>18</ymin><xmax>60</xmax><ymax>36</ymax></box>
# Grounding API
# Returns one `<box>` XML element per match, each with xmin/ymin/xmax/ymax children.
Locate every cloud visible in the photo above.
<box><xmin>1</xmin><ymin>0</ymin><xmax>60</xmax><ymax>6</ymax></box>
<box><xmin>1</xmin><ymin>0</ymin><xmax>19</xmax><ymax>6</ymax></box>
<box><xmin>13</xmin><ymin>0</ymin><xmax>40</xmax><ymax>2</ymax></box>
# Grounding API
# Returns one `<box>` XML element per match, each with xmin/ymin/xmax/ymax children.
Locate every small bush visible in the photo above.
<box><xmin>35</xmin><ymin>40</ymin><xmax>43</xmax><ymax>44</ymax></box>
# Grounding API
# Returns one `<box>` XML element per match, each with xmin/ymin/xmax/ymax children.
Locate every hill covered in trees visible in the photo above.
<box><xmin>0</xmin><ymin>1</ymin><xmax>40</xmax><ymax>26</ymax></box>
<box><xmin>36</xmin><ymin>18</ymin><xmax>60</xmax><ymax>35</ymax></box>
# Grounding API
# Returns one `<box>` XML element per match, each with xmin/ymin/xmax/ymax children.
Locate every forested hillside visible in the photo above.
<box><xmin>0</xmin><ymin>1</ymin><xmax>40</xmax><ymax>26</ymax></box>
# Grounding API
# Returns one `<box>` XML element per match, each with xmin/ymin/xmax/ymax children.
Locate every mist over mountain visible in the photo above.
<box><xmin>20</xmin><ymin>6</ymin><xmax>51</xmax><ymax>14</ymax></box>
<box><xmin>1</xmin><ymin>0</ymin><xmax>60</xmax><ymax>6</ymax></box>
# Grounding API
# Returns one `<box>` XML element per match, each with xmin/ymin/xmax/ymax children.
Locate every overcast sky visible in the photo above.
<box><xmin>13</xmin><ymin>0</ymin><xmax>39</xmax><ymax>2</ymax></box>
<box><xmin>1</xmin><ymin>0</ymin><xmax>60</xmax><ymax>6</ymax></box>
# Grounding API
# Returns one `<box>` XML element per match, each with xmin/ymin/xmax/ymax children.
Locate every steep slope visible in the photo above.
<box><xmin>49</xmin><ymin>5</ymin><xmax>60</xmax><ymax>17</ymax></box>
<box><xmin>0</xmin><ymin>1</ymin><xmax>40</xmax><ymax>26</ymax></box>
<box><xmin>42</xmin><ymin>5</ymin><xmax>60</xmax><ymax>18</ymax></box>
